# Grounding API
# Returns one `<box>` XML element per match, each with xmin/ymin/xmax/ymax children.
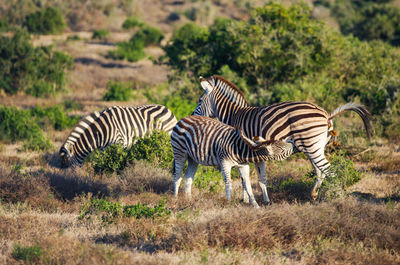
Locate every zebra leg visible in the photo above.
<box><xmin>307</xmin><ymin>152</ymin><xmax>331</xmax><ymax>200</ymax></box>
<box><xmin>220</xmin><ymin>160</ymin><xmax>233</xmax><ymax>201</ymax></box>
<box><xmin>241</xmin><ymin>177</ymin><xmax>249</xmax><ymax>203</ymax></box>
<box><xmin>173</xmin><ymin>157</ymin><xmax>186</xmax><ymax>197</ymax></box>
<box><xmin>255</xmin><ymin>161</ymin><xmax>271</xmax><ymax>205</ymax></box>
<box><xmin>238</xmin><ymin>164</ymin><xmax>259</xmax><ymax>208</ymax></box>
<box><xmin>183</xmin><ymin>158</ymin><xmax>199</xmax><ymax>198</ymax></box>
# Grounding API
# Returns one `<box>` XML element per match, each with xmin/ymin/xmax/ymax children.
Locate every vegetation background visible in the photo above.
<box><xmin>0</xmin><ymin>0</ymin><xmax>399</xmax><ymax>264</ymax></box>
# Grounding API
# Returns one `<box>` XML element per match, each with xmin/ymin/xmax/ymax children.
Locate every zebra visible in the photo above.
<box><xmin>60</xmin><ymin>104</ymin><xmax>177</xmax><ymax>168</ymax></box>
<box><xmin>193</xmin><ymin>75</ymin><xmax>371</xmax><ymax>202</ymax></box>
<box><xmin>171</xmin><ymin>115</ymin><xmax>296</xmax><ymax>207</ymax></box>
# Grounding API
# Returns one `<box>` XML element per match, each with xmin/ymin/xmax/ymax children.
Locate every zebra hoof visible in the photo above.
<box><xmin>263</xmin><ymin>201</ymin><xmax>272</xmax><ymax>206</ymax></box>
<box><xmin>311</xmin><ymin>191</ymin><xmax>318</xmax><ymax>201</ymax></box>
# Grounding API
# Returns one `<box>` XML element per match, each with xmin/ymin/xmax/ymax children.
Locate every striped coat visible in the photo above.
<box><xmin>194</xmin><ymin>75</ymin><xmax>371</xmax><ymax>201</ymax></box>
<box><xmin>171</xmin><ymin>115</ymin><xmax>296</xmax><ymax>207</ymax></box>
<box><xmin>60</xmin><ymin>104</ymin><xmax>177</xmax><ymax>167</ymax></box>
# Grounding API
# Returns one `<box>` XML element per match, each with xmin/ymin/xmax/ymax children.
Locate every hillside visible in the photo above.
<box><xmin>0</xmin><ymin>1</ymin><xmax>399</xmax><ymax>264</ymax></box>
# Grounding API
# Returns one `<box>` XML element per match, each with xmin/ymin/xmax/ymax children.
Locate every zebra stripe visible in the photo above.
<box><xmin>60</xmin><ymin>104</ymin><xmax>177</xmax><ymax>168</ymax></box>
<box><xmin>171</xmin><ymin>115</ymin><xmax>296</xmax><ymax>207</ymax></box>
<box><xmin>194</xmin><ymin>75</ymin><xmax>371</xmax><ymax>201</ymax></box>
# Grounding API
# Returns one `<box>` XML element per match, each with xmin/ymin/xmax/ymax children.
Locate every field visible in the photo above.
<box><xmin>0</xmin><ymin>1</ymin><xmax>400</xmax><ymax>264</ymax></box>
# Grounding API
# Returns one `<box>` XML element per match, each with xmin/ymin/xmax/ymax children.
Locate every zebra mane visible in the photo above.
<box><xmin>211</xmin><ymin>75</ymin><xmax>250</xmax><ymax>107</ymax></box>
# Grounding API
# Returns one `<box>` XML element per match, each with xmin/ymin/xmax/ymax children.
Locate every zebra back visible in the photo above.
<box><xmin>195</xmin><ymin>75</ymin><xmax>371</xmax><ymax>145</ymax></box>
<box><xmin>60</xmin><ymin>104</ymin><xmax>177</xmax><ymax>167</ymax></box>
<box><xmin>171</xmin><ymin>116</ymin><xmax>296</xmax><ymax>165</ymax></box>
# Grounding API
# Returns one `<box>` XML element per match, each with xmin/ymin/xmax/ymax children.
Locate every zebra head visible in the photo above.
<box><xmin>59</xmin><ymin>144</ymin><xmax>72</xmax><ymax>168</ymax></box>
<box><xmin>193</xmin><ymin>76</ymin><xmax>217</xmax><ymax>118</ymax></box>
<box><xmin>59</xmin><ymin>143</ymin><xmax>80</xmax><ymax>168</ymax></box>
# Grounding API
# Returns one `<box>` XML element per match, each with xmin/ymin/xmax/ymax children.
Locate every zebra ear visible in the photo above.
<box><xmin>200</xmin><ymin>76</ymin><xmax>214</xmax><ymax>94</ymax></box>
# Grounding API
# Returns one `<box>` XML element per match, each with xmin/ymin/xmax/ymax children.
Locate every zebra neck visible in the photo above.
<box><xmin>216</xmin><ymin>101</ymin><xmax>242</xmax><ymax>125</ymax></box>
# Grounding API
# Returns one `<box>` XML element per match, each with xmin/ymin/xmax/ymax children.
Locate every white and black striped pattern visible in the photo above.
<box><xmin>171</xmin><ymin>115</ymin><xmax>296</xmax><ymax>207</ymax></box>
<box><xmin>194</xmin><ymin>75</ymin><xmax>372</xmax><ymax>201</ymax></box>
<box><xmin>60</xmin><ymin>104</ymin><xmax>177</xmax><ymax>167</ymax></box>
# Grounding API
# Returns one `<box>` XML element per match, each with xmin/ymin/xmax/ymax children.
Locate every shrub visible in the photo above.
<box><xmin>92</xmin><ymin>29</ymin><xmax>110</xmax><ymax>40</ymax></box>
<box><xmin>90</xmin><ymin>144</ymin><xmax>129</xmax><ymax>174</ymax></box>
<box><xmin>131</xmin><ymin>25</ymin><xmax>164</xmax><ymax>46</ymax></box>
<box><xmin>0</xmin><ymin>29</ymin><xmax>73</xmax><ymax>96</ymax></box>
<box><xmin>122</xmin><ymin>16</ymin><xmax>144</xmax><ymax>29</ymax></box>
<box><xmin>30</xmin><ymin>105</ymin><xmax>81</xmax><ymax>130</ymax></box>
<box><xmin>90</xmin><ymin>130</ymin><xmax>173</xmax><ymax>173</ymax></box>
<box><xmin>318</xmin><ymin>153</ymin><xmax>363</xmax><ymax>200</ymax></box>
<box><xmin>164</xmin><ymin>2</ymin><xmax>400</xmax><ymax>139</ymax></box>
<box><xmin>24</xmin><ymin>7</ymin><xmax>65</xmax><ymax>34</ymax></box>
<box><xmin>108</xmin><ymin>39</ymin><xmax>146</xmax><ymax>62</ymax></box>
<box><xmin>127</xmin><ymin>130</ymin><xmax>173</xmax><ymax>170</ymax></box>
<box><xmin>79</xmin><ymin>197</ymin><xmax>170</xmax><ymax>224</ymax></box>
<box><xmin>103</xmin><ymin>81</ymin><xmax>133</xmax><ymax>101</ymax></box>
<box><xmin>110</xmin><ymin>23</ymin><xmax>164</xmax><ymax>62</ymax></box>
<box><xmin>12</xmin><ymin>244</ymin><xmax>43</xmax><ymax>262</ymax></box>
<box><xmin>194</xmin><ymin>166</ymin><xmax>223</xmax><ymax>193</ymax></box>
<box><xmin>278</xmin><ymin>153</ymin><xmax>362</xmax><ymax>201</ymax></box>
<box><xmin>330</xmin><ymin>1</ymin><xmax>400</xmax><ymax>46</ymax></box>
<box><xmin>0</xmin><ymin>105</ymin><xmax>52</xmax><ymax>151</ymax></box>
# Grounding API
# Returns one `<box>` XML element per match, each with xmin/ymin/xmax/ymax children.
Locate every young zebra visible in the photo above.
<box><xmin>193</xmin><ymin>75</ymin><xmax>372</xmax><ymax>201</ymax></box>
<box><xmin>171</xmin><ymin>115</ymin><xmax>296</xmax><ymax>207</ymax></box>
<box><xmin>60</xmin><ymin>104</ymin><xmax>177</xmax><ymax>167</ymax></box>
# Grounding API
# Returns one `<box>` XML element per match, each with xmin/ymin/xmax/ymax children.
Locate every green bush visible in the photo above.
<box><xmin>110</xmin><ymin>23</ymin><xmax>163</xmax><ymax>62</ymax></box>
<box><xmin>90</xmin><ymin>144</ymin><xmax>129</xmax><ymax>174</ymax></box>
<box><xmin>0</xmin><ymin>105</ymin><xmax>79</xmax><ymax>151</ymax></box>
<box><xmin>30</xmin><ymin>105</ymin><xmax>80</xmax><ymax>130</ymax></box>
<box><xmin>278</xmin><ymin>153</ymin><xmax>362</xmax><ymax>201</ymax></box>
<box><xmin>90</xmin><ymin>130</ymin><xmax>173</xmax><ymax>174</ymax></box>
<box><xmin>330</xmin><ymin>0</ymin><xmax>400</xmax><ymax>46</ymax></box>
<box><xmin>318</xmin><ymin>153</ymin><xmax>363</xmax><ymax>200</ymax></box>
<box><xmin>0</xmin><ymin>29</ymin><xmax>73</xmax><ymax>97</ymax></box>
<box><xmin>164</xmin><ymin>2</ymin><xmax>400</xmax><ymax>138</ymax></box>
<box><xmin>103</xmin><ymin>81</ymin><xmax>133</xmax><ymax>101</ymax></box>
<box><xmin>12</xmin><ymin>244</ymin><xmax>42</xmax><ymax>262</ymax></box>
<box><xmin>92</xmin><ymin>29</ymin><xmax>110</xmax><ymax>40</ymax></box>
<box><xmin>131</xmin><ymin>25</ymin><xmax>164</xmax><ymax>46</ymax></box>
<box><xmin>194</xmin><ymin>166</ymin><xmax>223</xmax><ymax>193</ymax></box>
<box><xmin>122</xmin><ymin>16</ymin><xmax>144</xmax><ymax>29</ymax></box>
<box><xmin>108</xmin><ymin>39</ymin><xmax>146</xmax><ymax>62</ymax></box>
<box><xmin>128</xmin><ymin>130</ymin><xmax>173</xmax><ymax>170</ymax></box>
<box><xmin>24</xmin><ymin>7</ymin><xmax>65</xmax><ymax>34</ymax></box>
<box><xmin>0</xmin><ymin>106</ymin><xmax>52</xmax><ymax>151</ymax></box>
<box><xmin>79</xmin><ymin>197</ymin><xmax>170</xmax><ymax>224</ymax></box>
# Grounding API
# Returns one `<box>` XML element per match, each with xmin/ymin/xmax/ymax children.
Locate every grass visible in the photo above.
<box><xmin>0</xmin><ymin>146</ymin><xmax>399</xmax><ymax>264</ymax></box>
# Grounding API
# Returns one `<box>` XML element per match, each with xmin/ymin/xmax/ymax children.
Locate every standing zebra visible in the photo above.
<box><xmin>171</xmin><ymin>115</ymin><xmax>296</xmax><ymax>207</ymax></box>
<box><xmin>60</xmin><ymin>104</ymin><xmax>177</xmax><ymax>167</ymax></box>
<box><xmin>193</xmin><ymin>75</ymin><xmax>371</xmax><ymax>202</ymax></box>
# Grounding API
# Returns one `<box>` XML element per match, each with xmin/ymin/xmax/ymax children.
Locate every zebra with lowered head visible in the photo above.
<box><xmin>60</xmin><ymin>104</ymin><xmax>177</xmax><ymax>167</ymax></box>
<box><xmin>171</xmin><ymin>115</ymin><xmax>296</xmax><ymax>207</ymax></box>
<box><xmin>193</xmin><ymin>75</ymin><xmax>372</xmax><ymax>202</ymax></box>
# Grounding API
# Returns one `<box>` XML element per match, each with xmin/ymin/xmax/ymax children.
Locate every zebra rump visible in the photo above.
<box><xmin>59</xmin><ymin>104</ymin><xmax>177</xmax><ymax>168</ymax></box>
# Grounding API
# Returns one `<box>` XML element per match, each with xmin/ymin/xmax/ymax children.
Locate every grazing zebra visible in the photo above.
<box><xmin>193</xmin><ymin>75</ymin><xmax>371</xmax><ymax>202</ymax></box>
<box><xmin>60</xmin><ymin>104</ymin><xmax>177</xmax><ymax>167</ymax></box>
<box><xmin>171</xmin><ymin>115</ymin><xmax>296</xmax><ymax>207</ymax></box>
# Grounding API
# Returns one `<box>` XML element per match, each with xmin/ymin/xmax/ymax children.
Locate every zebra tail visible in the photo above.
<box><xmin>328</xmin><ymin>103</ymin><xmax>372</xmax><ymax>140</ymax></box>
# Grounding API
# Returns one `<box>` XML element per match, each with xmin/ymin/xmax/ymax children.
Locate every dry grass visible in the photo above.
<box><xmin>0</xmin><ymin>2</ymin><xmax>399</xmax><ymax>263</ymax></box>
